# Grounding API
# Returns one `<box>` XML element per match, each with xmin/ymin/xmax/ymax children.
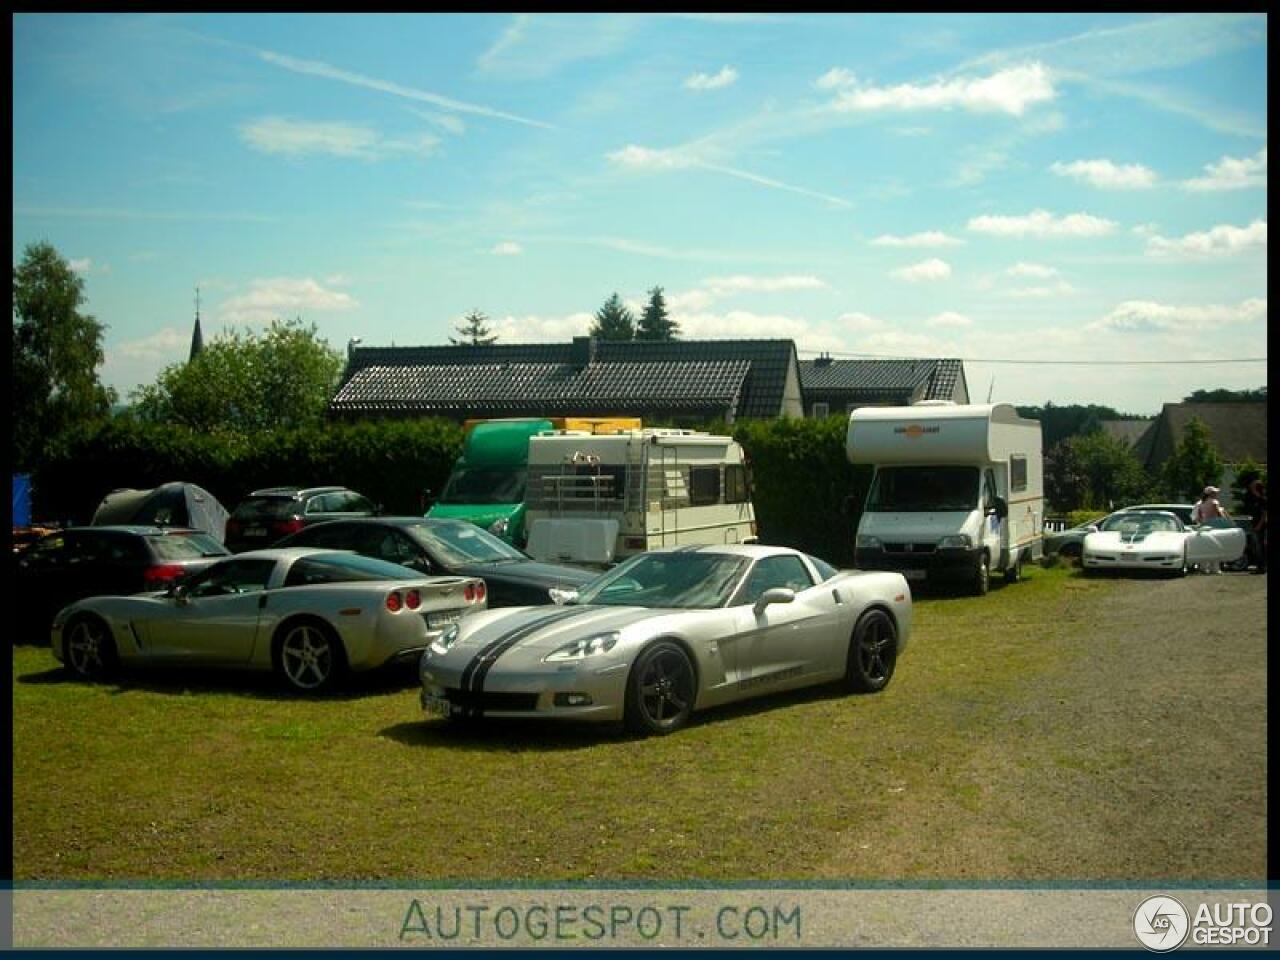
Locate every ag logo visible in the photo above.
<box><xmin>1133</xmin><ymin>895</ymin><xmax>1190</xmax><ymax>952</ymax></box>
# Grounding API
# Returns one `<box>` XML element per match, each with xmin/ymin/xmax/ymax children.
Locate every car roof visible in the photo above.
<box><xmin>54</xmin><ymin>525</ymin><xmax>205</xmax><ymax>536</ymax></box>
<box><xmin>647</xmin><ymin>544</ymin><xmax>805</xmax><ymax>560</ymax></box>
<box><xmin>1120</xmin><ymin>503</ymin><xmax>1193</xmax><ymax>510</ymax></box>
<box><xmin>221</xmin><ymin>547</ymin><xmax>358</xmax><ymax>562</ymax></box>
<box><xmin>246</xmin><ymin>486</ymin><xmax>350</xmax><ymax>498</ymax></box>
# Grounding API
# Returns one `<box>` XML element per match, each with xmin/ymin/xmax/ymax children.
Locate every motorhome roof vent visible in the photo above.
<box><xmin>912</xmin><ymin>399</ymin><xmax>956</xmax><ymax>407</ymax></box>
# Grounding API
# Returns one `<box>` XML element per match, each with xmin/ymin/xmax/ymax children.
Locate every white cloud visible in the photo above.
<box><xmin>1146</xmin><ymin>219</ymin><xmax>1267</xmax><ymax>257</ymax></box>
<box><xmin>828</xmin><ymin>62</ymin><xmax>1055</xmax><ymax>116</ymax></box>
<box><xmin>218</xmin><ymin>277</ymin><xmax>359</xmax><ymax>325</ymax></box>
<box><xmin>703</xmin><ymin>274</ymin><xmax>828</xmax><ymax>295</ymax></box>
<box><xmin>891</xmin><ymin>258</ymin><xmax>952</xmax><ymax>282</ymax></box>
<box><xmin>1131</xmin><ymin>222</ymin><xmax>1160</xmax><ymax>237</ymax></box>
<box><xmin>1050</xmin><ymin>158</ymin><xmax>1157</xmax><ymax>189</ymax></box>
<box><xmin>1090</xmin><ymin>297</ymin><xmax>1266</xmax><ymax>333</ymax></box>
<box><xmin>606</xmin><ymin>143</ymin><xmax>851</xmax><ymax>208</ymax></box>
<box><xmin>834</xmin><ymin>311</ymin><xmax>885</xmax><ymax>332</ymax></box>
<box><xmin>871</xmin><ymin>231</ymin><xmax>962</xmax><ymax>248</ymax></box>
<box><xmin>1007</xmin><ymin>281</ymin><xmax>1076</xmax><ymax>298</ymax></box>
<box><xmin>490</xmin><ymin>312</ymin><xmax>594</xmax><ymax>342</ymax></box>
<box><xmin>112</xmin><ymin>327</ymin><xmax>189</xmax><ymax>362</ymax></box>
<box><xmin>928</xmin><ymin>311</ymin><xmax>972</xmax><ymax>328</ymax></box>
<box><xmin>69</xmin><ymin>258</ymin><xmax>93</xmax><ymax>274</ymax></box>
<box><xmin>814</xmin><ymin>67</ymin><xmax>857</xmax><ymax>90</ymax></box>
<box><xmin>1182</xmin><ymin>147</ymin><xmax>1267</xmax><ymax>191</ymax></box>
<box><xmin>684</xmin><ymin>66</ymin><xmax>739</xmax><ymax>91</ymax></box>
<box><xmin>491</xmin><ymin>241</ymin><xmax>523</xmax><ymax>256</ymax></box>
<box><xmin>1007</xmin><ymin>262</ymin><xmax>1058</xmax><ymax>278</ymax></box>
<box><xmin>967</xmin><ymin>209</ymin><xmax>1117</xmax><ymax>237</ymax></box>
<box><xmin>239</xmin><ymin>117</ymin><xmax>439</xmax><ymax>159</ymax></box>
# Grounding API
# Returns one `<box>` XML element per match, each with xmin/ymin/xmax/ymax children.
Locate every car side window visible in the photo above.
<box><xmin>345</xmin><ymin>494</ymin><xmax>376</xmax><ymax>513</ymax></box>
<box><xmin>735</xmin><ymin>555</ymin><xmax>815</xmax><ymax>605</ymax></box>
<box><xmin>284</xmin><ymin>557</ymin><xmax>356</xmax><ymax>587</ymax></box>
<box><xmin>304</xmin><ymin>523</ymin><xmax>352</xmax><ymax>549</ymax></box>
<box><xmin>66</xmin><ymin>532</ymin><xmax>109</xmax><ymax>566</ymax></box>
<box><xmin>186</xmin><ymin>558</ymin><xmax>276</xmax><ymax>597</ymax></box>
<box><xmin>305</xmin><ymin>495</ymin><xmax>332</xmax><ymax>514</ymax></box>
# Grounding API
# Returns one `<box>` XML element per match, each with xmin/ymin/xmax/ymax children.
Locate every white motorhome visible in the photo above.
<box><xmin>846</xmin><ymin>401</ymin><xmax>1043</xmax><ymax>595</ymax></box>
<box><xmin>524</xmin><ymin>429</ymin><xmax>758</xmax><ymax>566</ymax></box>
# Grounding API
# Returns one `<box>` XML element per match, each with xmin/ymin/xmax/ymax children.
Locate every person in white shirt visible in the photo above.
<box><xmin>1192</xmin><ymin>485</ymin><xmax>1230</xmax><ymax>573</ymax></box>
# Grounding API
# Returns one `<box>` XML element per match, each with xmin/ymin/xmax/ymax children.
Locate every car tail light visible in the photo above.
<box><xmin>143</xmin><ymin>563</ymin><xmax>186</xmax><ymax>587</ymax></box>
<box><xmin>464</xmin><ymin>583</ymin><xmax>476</xmax><ymax>603</ymax></box>
<box><xmin>474</xmin><ymin>581</ymin><xmax>486</xmax><ymax>603</ymax></box>
<box><xmin>404</xmin><ymin>589</ymin><xmax>421</xmax><ymax>610</ymax></box>
<box><xmin>272</xmin><ymin>518</ymin><xmax>305</xmax><ymax>537</ymax></box>
<box><xmin>386</xmin><ymin>591</ymin><xmax>403</xmax><ymax>612</ymax></box>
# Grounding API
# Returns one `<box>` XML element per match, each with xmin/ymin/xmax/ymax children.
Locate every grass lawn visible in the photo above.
<box><xmin>11</xmin><ymin>565</ymin><xmax>1267</xmax><ymax>883</ymax></box>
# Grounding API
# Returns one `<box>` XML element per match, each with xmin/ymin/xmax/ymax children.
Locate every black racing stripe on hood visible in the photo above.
<box><xmin>460</xmin><ymin>607</ymin><xmax>591</xmax><ymax>693</ymax></box>
<box><xmin>471</xmin><ymin>606</ymin><xmax>604</xmax><ymax>694</ymax></box>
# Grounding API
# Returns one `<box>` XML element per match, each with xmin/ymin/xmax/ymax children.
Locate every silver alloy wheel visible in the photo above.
<box><xmin>280</xmin><ymin>623</ymin><xmax>335</xmax><ymax>690</ymax></box>
<box><xmin>66</xmin><ymin>617</ymin><xmax>107</xmax><ymax>678</ymax></box>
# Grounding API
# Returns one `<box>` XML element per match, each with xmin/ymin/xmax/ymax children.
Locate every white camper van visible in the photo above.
<box><xmin>524</xmin><ymin>429</ymin><xmax>758</xmax><ymax>566</ymax></box>
<box><xmin>846</xmin><ymin>401</ymin><xmax>1043</xmax><ymax>595</ymax></box>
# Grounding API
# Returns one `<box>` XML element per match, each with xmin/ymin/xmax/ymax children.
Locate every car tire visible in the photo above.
<box><xmin>1003</xmin><ymin>550</ymin><xmax>1026</xmax><ymax>584</ymax></box>
<box><xmin>63</xmin><ymin>613</ymin><xmax>119</xmax><ymax>682</ymax></box>
<box><xmin>972</xmin><ymin>553</ymin><xmax>990</xmax><ymax>596</ymax></box>
<box><xmin>274</xmin><ymin>618</ymin><xmax>346</xmax><ymax>695</ymax></box>
<box><xmin>624</xmin><ymin>640</ymin><xmax>696</xmax><ymax>736</ymax></box>
<box><xmin>844</xmin><ymin>608</ymin><xmax>897</xmax><ymax>694</ymax></box>
<box><xmin>1058</xmin><ymin>543</ymin><xmax>1082</xmax><ymax>565</ymax></box>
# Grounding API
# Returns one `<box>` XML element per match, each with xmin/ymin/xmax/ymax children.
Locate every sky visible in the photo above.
<box><xmin>11</xmin><ymin>12</ymin><xmax>1269</xmax><ymax>416</ymax></box>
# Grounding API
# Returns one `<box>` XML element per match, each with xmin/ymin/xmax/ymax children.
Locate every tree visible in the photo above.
<box><xmin>450</xmin><ymin>309</ymin><xmax>497</xmax><ymax>346</ymax></box>
<box><xmin>1183</xmin><ymin>386</ymin><xmax>1267</xmax><ymax>403</ymax></box>
<box><xmin>1015</xmin><ymin>402</ymin><xmax>1131</xmax><ymax>450</ymax></box>
<box><xmin>12</xmin><ymin>241</ymin><xmax>117</xmax><ymax>470</ymax></box>
<box><xmin>636</xmin><ymin>286</ymin><xmax>679</xmax><ymax>341</ymax></box>
<box><xmin>1161</xmin><ymin>417</ymin><xmax>1224</xmax><ymax>501</ymax></box>
<box><xmin>589</xmin><ymin>293</ymin><xmax>635</xmax><ymax>340</ymax></box>
<box><xmin>1044</xmin><ymin>430</ymin><xmax>1153</xmax><ymax>512</ymax></box>
<box><xmin>131</xmin><ymin>317</ymin><xmax>343</xmax><ymax>434</ymax></box>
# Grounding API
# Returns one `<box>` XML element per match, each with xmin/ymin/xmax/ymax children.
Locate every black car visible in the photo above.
<box><xmin>14</xmin><ymin>525</ymin><xmax>230</xmax><ymax>642</ymax></box>
<box><xmin>274</xmin><ymin>516</ymin><xmax>594</xmax><ymax>607</ymax></box>
<box><xmin>224</xmin><ymin>486</ymin><xmax>379</xmax><ymax>553</ymax></box>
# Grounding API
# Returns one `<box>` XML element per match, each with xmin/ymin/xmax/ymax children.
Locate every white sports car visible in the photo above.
<box><xmin>419</xmin><ymin>544</ymin><xmax>912</xmax><ymax>735</ymax></box>
<box><xmin>1081</xmin><ymin>510</ymin><xmax>1245</xmax><ymax>576</ymax></box>
<box><xmin>51</xmin><ymin>548</ymin><xmax>487</xmax><ymax>692</ymax></box>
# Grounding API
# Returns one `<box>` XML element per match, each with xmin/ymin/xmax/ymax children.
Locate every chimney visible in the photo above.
<box><xmin>571</xmin><ymin>335</ymin><xmax>598</xmax><ymax>370</ymax></box>
<box><xmin>814</xmin><ymin>351</ymin><xmax>833</xmax><ymax>368</ymax></box>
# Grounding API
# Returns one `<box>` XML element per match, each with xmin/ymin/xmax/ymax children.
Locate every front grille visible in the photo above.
<box><xmin>884</xmin><ymin>542</ymin><xmax>936</xmax><ymax>554</ymax></box>
<box><xmin>444</xmin><ymin>688</ymin><xmax>540</xmax><ymax>712</ymax></box>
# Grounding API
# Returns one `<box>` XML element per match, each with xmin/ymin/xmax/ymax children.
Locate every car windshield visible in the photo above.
<box><xmin>575</xmin><ymin>552</ymin><xmax>749</xmax><ymax>609</ymax></box>
<box><xmin>437</xmin><ymin>468</ymin><xmax>526</xmax><ymax>505</ymax></box>
<box><xmin>147</xmin><ymin>532</ymin><xmax>228</xmax><ymax>559</ymax></box>
<box><xmin>408</xmin><ymin>521</ymin><xmax>525</xmax><ymax>565</ymax></box>
<box><xmin>1100</xmin><ymin>513</ymin><xmax>1182</xmax><ymax>534</ymax></box>
<box><xmin>866</xmin><ymin>466</ymin><xmax>979</xmax><ymax>512</ymax></box>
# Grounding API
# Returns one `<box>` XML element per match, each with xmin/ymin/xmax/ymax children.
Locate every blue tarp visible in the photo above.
<box><xmin>12</xmin><ymin>474</ymin><xmax>32</xmax><ymax>527</ymax></box>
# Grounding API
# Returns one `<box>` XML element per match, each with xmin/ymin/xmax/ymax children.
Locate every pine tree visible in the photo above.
<box><xmin>1162</xmin><ymin>417</ymin><xmax>1224</xmax><ymax>500</ymax></box>
<box><xmin>450</xmin><ymin>310</ymin><xmax>498</xmax><ymax>346</ymax></box>
<box><xmin>589</xmin><ymin>293</ymin><xmax>635</xmax><ymax>340</ymax></box>
<box><xmin>636</xmin><ymin>286</ymin><xmax>679</xmax><ymax>341</ymax></box>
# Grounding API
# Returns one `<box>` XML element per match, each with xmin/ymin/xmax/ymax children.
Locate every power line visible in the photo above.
<box><xmin>796</xmin><ymin>349</ymin><xmax>1268</xmax><ymax>366</ymax></box>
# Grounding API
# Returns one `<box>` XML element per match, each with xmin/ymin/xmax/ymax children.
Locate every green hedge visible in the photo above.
<box><xmin>32</xmin><ymin>414</ymin><xmax>869</xmax><ymax>565</ymax></box>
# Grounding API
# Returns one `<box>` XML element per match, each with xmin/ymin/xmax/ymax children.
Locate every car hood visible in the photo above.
<box><xmin>445</xmin><ymin>604</ymin><xmax>682</xmax><ymax>659</ymax></box>
<box><xmin>1085</xmin><ymin>530</ymin><xmax>1184</xmax><ymax>548</ymax></box>
<box><xmin>448</xmin><ymin>559</ymin><xmax>595</xmax><ymax>589</ymax></box>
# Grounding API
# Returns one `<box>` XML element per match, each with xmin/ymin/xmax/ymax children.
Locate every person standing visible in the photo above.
<box><xmin>1192</xmin><ymin>486</ymin><xmax>1230</xmax><ymax>573</ymax></box>
<box><xmin>1243</xmin><ymin>479</ymin><xmax>1267</xmax><ymax>573</ymax></box>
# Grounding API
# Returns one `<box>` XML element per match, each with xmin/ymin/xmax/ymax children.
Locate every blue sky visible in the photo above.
<box><xmin>11</xmin><ymin>13</ymin><xmax>1268</xmax><ymax>415</ymax></box>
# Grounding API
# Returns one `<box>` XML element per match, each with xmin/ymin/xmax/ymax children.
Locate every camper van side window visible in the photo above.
<box><xmin>689</xmin><ymin>467</ymin><xmax>721</xmax><ymax>506</ymax></box>
<box><xmin>724</xmin><ymin>465</ymin><xmax>749</xmax><ymax>504</ymax></box>
<box><xmin>1010</xmin><ymin>456</ymin><xmax>1028</xmax><ymax>493</ymax></box>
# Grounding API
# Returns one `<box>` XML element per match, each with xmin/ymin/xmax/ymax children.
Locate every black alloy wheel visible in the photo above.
<box><xmin>625</xmin><ymin>640</ymin><xmax>696</xmax><ymax>736</ymax></box>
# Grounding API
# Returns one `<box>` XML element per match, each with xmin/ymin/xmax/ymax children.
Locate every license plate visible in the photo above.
<box><xmin>244</xmin><ymin>526</ymin><xmax>265</xmax><ymax>537</ymax></box>
<box><xmin>427</xmin><ymin>609</ymin><xmax>463</xmax><ymax>629</ymax></box>
<box><xmin>421</xmin><ymin>693</ymin><xmax>454</xmax><ymax>718</ymax></box>
<box><xmin>903</xmin><ymin>570</ymin><xmax>927</xmax><ymax>581</ymax></box>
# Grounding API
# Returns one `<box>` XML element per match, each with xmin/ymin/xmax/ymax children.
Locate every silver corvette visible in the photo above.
<box><xmin>419</xmin><ymin>544</ymin><xmax>912</xmax><ymax>735</ymax></box>
<box><xmin>51</xmin><ymin>548</ymin><xmax>487</xmax><ymax>692</ymax></box>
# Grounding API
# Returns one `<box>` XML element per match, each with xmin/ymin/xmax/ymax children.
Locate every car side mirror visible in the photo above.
<box><xmin>992</xmin><ymin>496</ymin><xmax>1008</xmax><ymax>519</ymax></box>
<box><xmin>753</xmin><ymin>587</ymin><xmax>795</xmax><ymax>616</ymax></box>
<box><xmin>549</xmin><ymin>587</ymin><xmax>579</xmax><ymax>606</ymax></box>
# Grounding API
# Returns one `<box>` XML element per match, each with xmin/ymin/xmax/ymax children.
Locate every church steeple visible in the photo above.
<box><xmin>189</xmin><ymin>287</ymin><xmax>204</xmax><ymax>361</ymax></box>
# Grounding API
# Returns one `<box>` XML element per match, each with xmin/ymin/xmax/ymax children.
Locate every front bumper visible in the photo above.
<box><xmin>1083</xmin><ymin>550</ymin><xmax>1183</xmax><ymax>571</ymax></box>
<box><xmin>855</xmin><ymin>545</ymin><xmax>983</xmax><ymax>584</ymax></box>
<box><xmin>419</xmin><ymin>655</ymin><xmax>629</xmax><ymax>722</ymax></box>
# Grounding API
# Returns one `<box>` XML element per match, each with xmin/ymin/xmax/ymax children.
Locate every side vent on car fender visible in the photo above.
<box><xmin>831</xmin><ymin>589</ymin><xmax>843</xmax><ymax>605</ymax></box>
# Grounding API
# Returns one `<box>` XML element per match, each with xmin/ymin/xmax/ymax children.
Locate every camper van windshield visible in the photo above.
<box><xmin>866</xmin><ymin>466</ymin><xmax>979</xmax><ymax>512</ymax></box>
<box><xmin>438</xmin><ymin>468</ymin><xmax>527</xmax><ymax>505</ymax></box>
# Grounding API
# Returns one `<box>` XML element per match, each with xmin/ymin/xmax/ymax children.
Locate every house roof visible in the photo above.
<box><xmin>1100</xmin><ymin>419</ymin><xmax>1155</xmax><ymax>446</ymax></box>
<box><xmin>330</xmin><ymin>339</ymin><xmax>798</xmax><ymax>419</ymax></box>
<box><xmin>798</xmin><ymin>358</ymin><xmax>965</xmax><ymax>401</ymax></box>
<box><xmin>1155</xmin><ymin>402</ymin><xmax>1268</xmax><ymax>465</ymax></box>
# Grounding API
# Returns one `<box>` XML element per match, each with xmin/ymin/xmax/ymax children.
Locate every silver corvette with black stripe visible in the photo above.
<box><xmin>419</xmin><ymin>544</ymin><xmax>912</xmax><ymax>735</ymax></box>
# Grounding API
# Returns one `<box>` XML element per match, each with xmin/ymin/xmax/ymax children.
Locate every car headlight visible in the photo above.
<box><xmin>856</xmin><ymin>535</ymin><xmax>882</xmax><ymax>549</ymax></box>
<box><xmin>429</xmin><ymin>624</ymin><xmax>460</xmax><ymax>656</ymax></box>
<box><xmin>544</xmin><ymin>631</ymin><xmax>620</xmax><ymax>662</ymax></box>
<box><xmin>488</xmin><ymin>517</ymin><xmax>509</xmax><ymax>537</ymax></box>
<box><xmin>938</xmin><ymin>534</ymin><xmax>973</xmax><ymax>549</ymax></box>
